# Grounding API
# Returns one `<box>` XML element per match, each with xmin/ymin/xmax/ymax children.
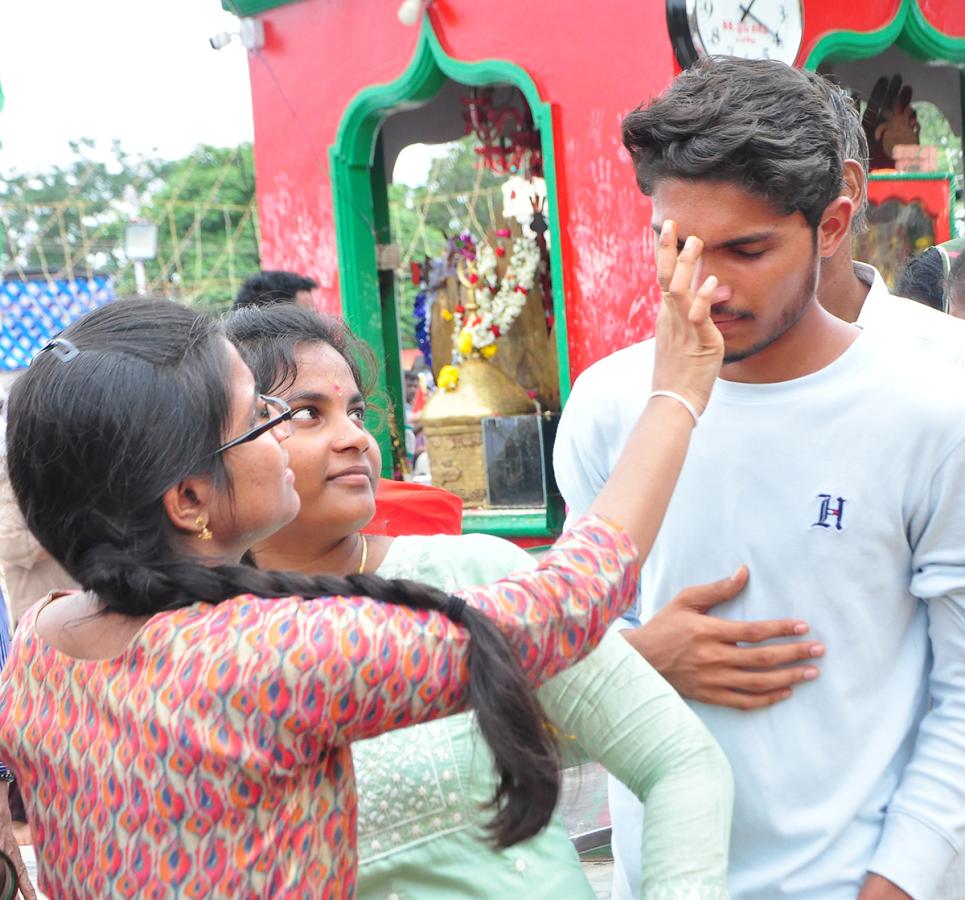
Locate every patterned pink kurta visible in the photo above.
<box><xmin>0</xmin><ymin>516</ymin><xmax>637</xmax><ymax>898</ymax></box>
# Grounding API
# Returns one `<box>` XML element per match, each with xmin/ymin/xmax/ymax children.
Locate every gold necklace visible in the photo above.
<box><xmin>357</xmin><ymin>534</ymin><xmax>368</xmax><ymax>574</ymax></box>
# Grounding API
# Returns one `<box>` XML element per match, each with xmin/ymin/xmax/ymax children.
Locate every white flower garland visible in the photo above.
<box><xmin>451</xmin><ymin>234</ymin><xmax>541</xmax><ymax>358</ymax></box>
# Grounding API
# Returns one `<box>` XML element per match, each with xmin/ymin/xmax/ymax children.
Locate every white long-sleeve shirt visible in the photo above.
<box><xmin>554</xmin><ymin>321</ymin><xmax>965</xmax><ymax>899</ymax></box>
<box><xmin>856</xmin><ymin>262</ymin><xmax>965</xmax><ymax>900</ymax></box>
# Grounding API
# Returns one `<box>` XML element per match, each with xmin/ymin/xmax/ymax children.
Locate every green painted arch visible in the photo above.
<box><xmin>805</xmin><ymin>0</ymin><xmax>965</xmax><ymax>69</ymax></box>
<box><xmin>334</xmin><ymin>20</ymin><xmax>554</xmax><ymax>167</ymax></box>
<box><xmin>329</xmin><ymin>14</ymin><xmax>572</xmax><ymax>481</ymax></box>
<box><xmin>220</xmin><ymin>0</ymin><xmax>290</xmax><ymax>14</ymax></box>
<box><xmin>897</xmin><ymin>1</ymin><xmax>965</xmax><ymax>62</ymax></box>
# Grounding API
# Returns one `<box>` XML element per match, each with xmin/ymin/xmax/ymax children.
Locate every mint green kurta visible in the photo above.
<box><xmin>354</xmin><ymin>533</ymin><xmax>732</xmax><ymax>899</ymax></box>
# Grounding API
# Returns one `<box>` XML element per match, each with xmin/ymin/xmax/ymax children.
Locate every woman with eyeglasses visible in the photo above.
<box><xmin>0</xmin><ymin>232</ymin><xmax>722</xmax><ymax>897</ymax></box>
<box><xmin>226</xmin><ymin>303</ymin><xmax>733</xmax><ymax>899</ymax></box>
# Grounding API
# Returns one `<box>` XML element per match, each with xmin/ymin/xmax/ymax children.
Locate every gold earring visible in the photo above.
<box><xmin>195</xmin><ymin>516</ymin><xmax>213</xmax><ymax>542</ymax></box>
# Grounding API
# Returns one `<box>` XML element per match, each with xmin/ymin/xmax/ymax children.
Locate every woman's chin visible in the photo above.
<box><xmin>284</xmin><ymin>486</ymin><xmax>303</xmax><ymax>520</ymax></box>
<box><xmin>272</xmin><ymin>485</ymin><xmax>302</xmax><ymax>531</ymax></box>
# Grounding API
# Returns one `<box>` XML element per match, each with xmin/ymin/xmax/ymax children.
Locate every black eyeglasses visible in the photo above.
<box><xmin>216</xmin><ymin>395</ymin><xmax>294</xmax><ymax>455</ymax></box>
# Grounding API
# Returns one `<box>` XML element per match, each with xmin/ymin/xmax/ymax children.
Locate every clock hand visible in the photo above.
<box><xmin>738</xmin><ymin>4</ymin><xmax>783</xmax><ymax>44</ymax></box>
<box><xmin>739</xmin><ymin>0</ymin><xmax>757</xmax><ymax>22</ymax></box>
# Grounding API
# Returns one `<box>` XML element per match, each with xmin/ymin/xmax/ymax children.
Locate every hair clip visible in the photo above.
<box><xmin>35</xmin><ymin>337</ymin><xmax>80</xmax><ymax>363</ymax></box>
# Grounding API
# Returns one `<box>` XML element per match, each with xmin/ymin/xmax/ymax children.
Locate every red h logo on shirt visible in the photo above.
<box><xmin>811</xmin><ymin>494</ymin><xmax>846</xmax><ymax>531</ymax></box>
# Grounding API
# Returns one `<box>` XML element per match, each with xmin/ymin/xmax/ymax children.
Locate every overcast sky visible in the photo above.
<box><xmin>0</xmin><ymin>0</ymin><xmax>254</xmax><ymax>174</ymax></box>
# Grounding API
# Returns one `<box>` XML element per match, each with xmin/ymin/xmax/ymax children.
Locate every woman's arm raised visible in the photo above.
<box><xmin>589</xmin><ymin>222</ymin><xmax>722</xmax><ymax>558</ymax></box>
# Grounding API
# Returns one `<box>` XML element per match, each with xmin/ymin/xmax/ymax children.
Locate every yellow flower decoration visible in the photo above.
<box><xmin>480</xmin><ymin>344</ymin><xmax>498</xmax><ymax>359</ymax></box>
<box><xmin>457</xmin><ymin>328</ymin><xmax>474</xmax><ymax>357</ymax></box>
<box><xmin>441</xmin><ymin>309</ymin><xmax>453</xmax><ymax>322</ymax></box>
<box><xmin>437</xmin><ymin>365</ymin><xmax>460</xmax><ymax>391</ymax></box>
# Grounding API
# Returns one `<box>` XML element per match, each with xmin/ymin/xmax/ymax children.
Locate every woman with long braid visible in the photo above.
<box><xmin>0</xmin><ymin>228</ymin><xmax>719</xmax><ymax>896</ymax></box>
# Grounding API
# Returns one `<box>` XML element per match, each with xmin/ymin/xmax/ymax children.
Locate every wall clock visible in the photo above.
<box><xmin>667</xmin><ymin>0</ymin><xmax>804</xmax><ymax>68</ymax></box>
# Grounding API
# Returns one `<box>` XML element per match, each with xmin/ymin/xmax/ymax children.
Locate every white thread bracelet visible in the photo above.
<box><xmin>648</xmin><ymin>390</ymin><xmax>700</xmax><ymax>427</ymax></box>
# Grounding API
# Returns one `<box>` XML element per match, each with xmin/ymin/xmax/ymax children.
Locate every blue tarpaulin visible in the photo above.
<box><xmin>0</xmin><ymin>274</ymin><xmax>115</xmax><ymax>371</ymax></box>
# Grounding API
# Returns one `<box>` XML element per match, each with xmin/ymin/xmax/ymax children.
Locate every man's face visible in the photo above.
<box><xmin>651</xmin><ymin>179</ymin><xmax>820</xmax><ymax>365</ymax></box>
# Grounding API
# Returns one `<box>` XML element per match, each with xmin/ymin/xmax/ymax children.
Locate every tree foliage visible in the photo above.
<box><xmin>915</xmin><ymin>102</ymin><xmax>963</xmax><ymax>182</ymax></box>
<box><xmin>0</xmin><ymin>140</ymin><xmax>259</xmax><ymax>313</ymax></box>
<box><xmin>914</xmin><ymin>101</ymin><xmax>964</xmax><ymax>234</ymax></box>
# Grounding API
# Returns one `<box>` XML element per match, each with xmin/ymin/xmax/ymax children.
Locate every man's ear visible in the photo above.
<box><xmin>162</xmin><ymin>476</ymin><xmax>214</xmax><ymax>537</ymax></box>
<box><xmin>817</xmin><ymin>195</ymin><xmax>854</xmax><ymax>260</ymax></box>
<box><xmin>842</xmin><ymin>160</ymin><xmax>867</xmax><ymax>215</ymax></box>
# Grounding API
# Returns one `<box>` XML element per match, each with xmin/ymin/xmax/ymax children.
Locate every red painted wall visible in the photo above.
<box><xmin>247</xmin><ymin>0</ymin><xmax>675</xmax><ymax>379</ymax></box>
<box><xmin>799</xmin><ymin>0</ymin><xmax>900</xmax><ymax>62</ymax></box>
<box><xmin>917</xmin><ymin>0</ymin><xmax>965</xmax><ymax>39</ymax></box>
<box><xmin>247</xmin><ymin>0</ymin><xmax>413</xmax><ymax>304</ymax></box>
<box><xmin>244</xmin><ymin>0</ymin><xmax>938</xmax><ymax>379</ymax></box>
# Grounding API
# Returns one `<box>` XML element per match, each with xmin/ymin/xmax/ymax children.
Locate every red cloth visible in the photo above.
<box><xmin>410</xmin><ymin>383</ymin><xmax>426</xmax><ymax>415</ymax></box>
<box><xmin>363</xmin><ymin>479</ymin><xmax>463</xmax><ymax>537</ymax></box>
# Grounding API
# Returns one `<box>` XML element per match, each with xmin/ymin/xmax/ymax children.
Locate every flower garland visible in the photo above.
<box><xmin>451</xmin><ymin>230</ymin><xmax>541</xmax><ymax>360</ymax></box>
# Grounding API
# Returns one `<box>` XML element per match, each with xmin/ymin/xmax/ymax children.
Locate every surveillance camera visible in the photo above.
<box><xmin>238</xmin><ymin>18</ymin><xmax>265</xmax><ymax>50</ymax></box>
<box><xmin>209</xmin><ymin>32</ymin><xmax>233</xmax><ymax>50</ymax></box>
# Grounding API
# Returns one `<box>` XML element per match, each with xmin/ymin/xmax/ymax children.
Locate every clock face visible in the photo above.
<box><xmin>687</xmin><ymin>0</ymin><xmax>804</xmax><ymax>66</ymax></box>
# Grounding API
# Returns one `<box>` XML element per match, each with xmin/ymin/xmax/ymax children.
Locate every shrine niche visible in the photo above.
<box><xmin>391</xmin><ymin>88</ymin><xmax>561</xmax><ymax>510</ymax></box>
<box><xmin>325</xmin><ymin>27</ymin><xmax>568</xmax><ymax>532</ymax></box>
<box><xmin>419</xmin><ymin>222</ymin><xmax>556</xmax><ymax>507</ymax></box>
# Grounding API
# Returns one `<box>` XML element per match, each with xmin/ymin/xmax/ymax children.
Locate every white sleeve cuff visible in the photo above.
<box><xmin>869</xmin><ymin>809</ymin><xmax>959</xmax><ymax>899</ymax></box>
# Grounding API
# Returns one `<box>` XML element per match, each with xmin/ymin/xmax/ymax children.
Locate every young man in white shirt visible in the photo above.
<box><xmin>555</xmin><ymin>58</ymin><xmax>965</xmax><ymax>900</ymax></box>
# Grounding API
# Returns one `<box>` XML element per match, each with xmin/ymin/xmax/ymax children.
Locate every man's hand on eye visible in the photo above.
<box><xmin>622</xmin><ymin>566</ymin><xmax>825</xmax><ymax>711</ymax></box>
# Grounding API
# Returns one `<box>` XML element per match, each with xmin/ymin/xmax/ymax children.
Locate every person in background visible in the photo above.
<box><xmin>810</xmin><ymin>83</ymin><xmax>965</xmax><ymax>361</ymax></box>
<box><xmin>948</xmin><ymin>248</ymin><xmax>965</xmax><ymax>319</ymax></box>
<box><xmin>403</xmin><ymin>368</ymin><xmax>430</xmax><ymax>480</ymax></box>
<box><xmin>0</xmin><ymin>594</ymin><xmax>35</xmax><ymax>900</ymax></box>
<box><xmin>896</xmin><ymin>247</ymin><xmax>946</xmax><ymax>311</ymax></box>
<box><xmin>233</xmin><ymin>270</ymin><xmax>318</xmax><ymax>311</ymax></box>
<box><xmin>0</xmin><ymin>388</ymin><xmax>78</xmax><ymax>628</ymax></box>
<box><xmin>896</xmin><ymin>237</ymin><xmax>965</xmax><ymax>319</ymax></box>
<box><xmin>0</xmin><ymin>481</ymin><xmax>77</xmax><ymax>629</ymax></box>
<box><xmin>226</xmin><ymin>302</ymin><xmax>733</xmax><ymax>899</ymax></box>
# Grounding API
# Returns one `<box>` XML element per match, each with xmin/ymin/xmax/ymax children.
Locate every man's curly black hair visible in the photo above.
<box><xmin>621</xmin><ymin>57</ymin><xmax>847</xmax><ymax>230</ymax></box>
